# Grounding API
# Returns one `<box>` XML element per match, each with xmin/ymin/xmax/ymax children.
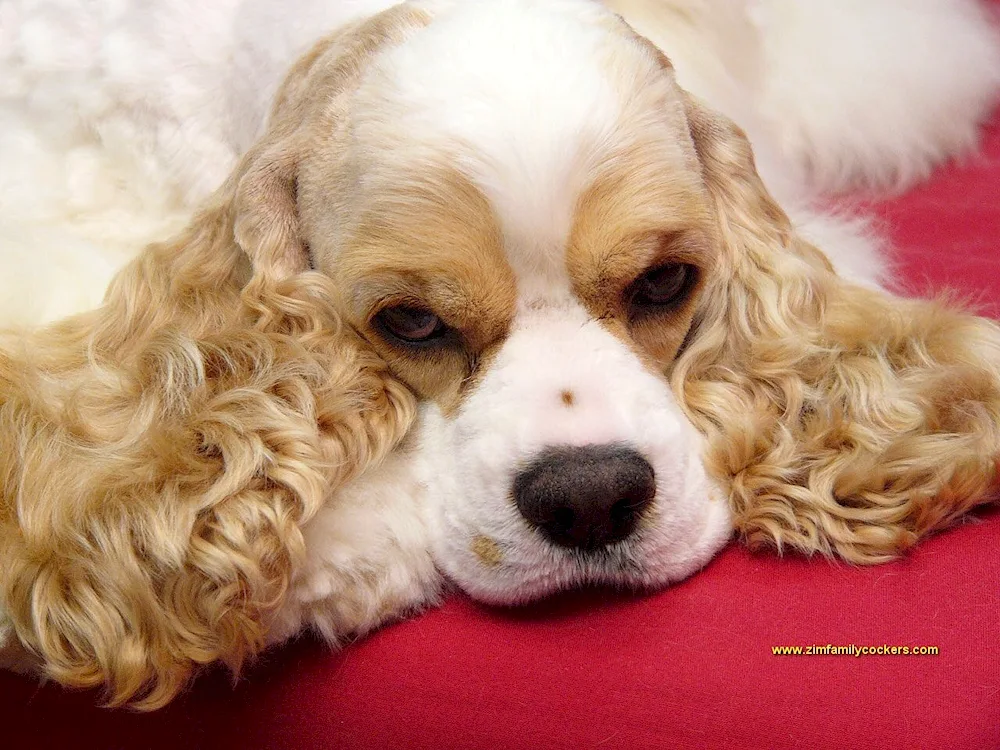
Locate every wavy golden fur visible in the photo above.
<box><xmin>1</xmin><ymin>4</ymin><xmax>999</xmax><ymax>711</ymax></box>
<box><xmin>0</xmin><ymin>6</ymin><xmax>425</xmax><ymax>708</ymax></box>
<box><xmin>673</xmin><ymin>93</ymin><xmax>1000</xmax><ymax>563</ymax></box>
<box><xmin>0</xmin><ymin>208</ymin><xmax>414</xmax><ymax>708</ymax></box>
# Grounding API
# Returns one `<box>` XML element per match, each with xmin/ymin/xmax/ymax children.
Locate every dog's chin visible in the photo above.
<box><xmin>429</xmin><ymin>498</ymin><xmax>733</xmax><ymax>607</ymax></box>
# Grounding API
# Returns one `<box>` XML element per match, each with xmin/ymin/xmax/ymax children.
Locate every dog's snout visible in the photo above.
<box><xmin>513</xmin><ymin>444</ymin><xmax>655</xmax><ymax>550</ymax></box>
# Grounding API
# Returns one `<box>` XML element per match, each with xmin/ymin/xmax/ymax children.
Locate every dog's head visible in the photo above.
<box><xmin>230</xmin><ymin>0</ymin><xmax>734</xmax><ymax>604</ymax></box>
<box><xmin>228</xmin><ymin>0</ymin><xmax>1000</xmax><ymax>604</ymax></box>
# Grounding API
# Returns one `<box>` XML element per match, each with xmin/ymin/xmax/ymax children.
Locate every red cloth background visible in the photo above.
<box><xmin>2</xmin><ymin>70</ymin><xmax>999</xmax><ymax>750</ymax></box>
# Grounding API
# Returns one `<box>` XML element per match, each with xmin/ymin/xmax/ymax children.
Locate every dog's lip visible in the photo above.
<box><xmin>443</xmin><ymin>557</ymin><xmax>660</xmax><ymax>608</ymax></box>
<box><xmin>437</xmin><ymin>526</ymin><xmax>651</xmax><ymax>603</ymax></box>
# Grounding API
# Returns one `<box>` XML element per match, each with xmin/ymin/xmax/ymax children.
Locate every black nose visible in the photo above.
<box><xmin>513</xmin><ymin>444</ymin><xmax>656</xmax><ymax>550</ymax></box>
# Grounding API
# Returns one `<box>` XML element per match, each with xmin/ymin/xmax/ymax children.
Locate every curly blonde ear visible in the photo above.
<box><xmin>0</xmin><ymin>5</ymin><xmax>430</xmax><ymax>710</ymax></box>
<box><xmin>672</xmin><ymin>92</ymin><xmax>1000</xmax><ymax>563</ymax></box>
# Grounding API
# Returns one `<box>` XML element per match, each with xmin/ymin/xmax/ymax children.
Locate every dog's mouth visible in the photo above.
<box><xmin>438</xmin><ymin>533</ymin><xmax>705</xmax><ymax>607</ymax></box>
<box><xmin>466</xmin><ymin>532</ymin><xmax>647</xmax><ymax>575</ymax></box>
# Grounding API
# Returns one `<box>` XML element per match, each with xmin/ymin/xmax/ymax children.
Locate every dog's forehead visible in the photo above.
<box><xmin>350</xmin><ymin>0</ymin><xmax>698</xmax><ymax>303</ymax></box>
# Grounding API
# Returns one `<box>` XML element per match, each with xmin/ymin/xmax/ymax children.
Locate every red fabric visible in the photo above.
<box><xmin>3</xmin><ymin>99</ymin><xmax>1000</xmax><ymax>750</ymax></box>
<box><xmin>875</xmin><ymin>128</ymin><xmax>1000</xmax><ymax>319</ymax></box>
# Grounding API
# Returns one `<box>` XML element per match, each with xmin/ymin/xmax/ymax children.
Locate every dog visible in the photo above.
<box><xmin>2</xmin><ymin>0</ymin><xmax>1000</xmax><ymax>709</ymax></box>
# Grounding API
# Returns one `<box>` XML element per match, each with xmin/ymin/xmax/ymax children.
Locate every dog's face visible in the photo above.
<box><xmin>229</xmin><ymin>0</ymin><xmax>999</xmax><ymax>612</ymax></box>
<box><xmin>286</xmin><ymin>0</ymin><xmax>733</xmax><ymax>603</ymax></box>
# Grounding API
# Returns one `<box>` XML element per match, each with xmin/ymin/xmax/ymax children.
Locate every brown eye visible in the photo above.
<box><xmin>628</xmin><ymin>263</ymin><xmax>696</xmax><ymax>310</ymax></box>
<box><xmin>374</xmin><ymin>306</ymin><xmax>446</xmax><ymax>344</ymax></box>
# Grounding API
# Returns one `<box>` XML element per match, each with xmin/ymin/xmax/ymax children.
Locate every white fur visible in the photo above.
<box><xmin>751</xmin><ymin>0</ymin><xmax>1000</xmax><ymax>192</ymax></box>
<box><xmin>2</xmin><ymin>0</ymin><xmax>999</xmax><ymax>646</ymax></box>
<box><xmin>0</xmin><ymin>0</ymin><xmax>399</xmax><ymax>327</ymax></box>
<box><xmin>268</xmin><ymin>446</ymin><xmax>442</xmax><ymax>643</ymax></box>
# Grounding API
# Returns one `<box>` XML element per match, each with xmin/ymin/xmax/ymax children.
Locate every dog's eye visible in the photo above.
<box><xmin>628</xmin><ymin>263</ymin><xmax>696</xmax><ymax>310</ymax></box>
<box><xmin>374</xmin><ymin>306</ymin><xmax>446</xmax><ymax>344</ymax></box>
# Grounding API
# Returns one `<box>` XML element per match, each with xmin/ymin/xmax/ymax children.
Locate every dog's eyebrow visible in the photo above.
<box><xmin>351</xmin><ymin>275</ymin><xmax>431</xmax><ymax>317</ymax></box>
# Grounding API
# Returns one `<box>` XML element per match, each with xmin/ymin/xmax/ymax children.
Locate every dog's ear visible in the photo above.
<box><xmin>226</xmin><ymin>4</ymin><xmax>433</xmax><ymax>281</ymax></box>
<box><xmin>0</xmin><ymin>6</ymin><xmax>432</xmax><ymax>710</ymax></box>
<box><xmin>671</xmin><ymin>90</ymin><xmax>1000</xmax><ymax>563</ymax></box>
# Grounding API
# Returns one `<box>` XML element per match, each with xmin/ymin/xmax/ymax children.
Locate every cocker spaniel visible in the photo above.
<box><xmin>1</xmin><ymin>0</ymin><xmax>999</xmax><ymax>709</ymax></box>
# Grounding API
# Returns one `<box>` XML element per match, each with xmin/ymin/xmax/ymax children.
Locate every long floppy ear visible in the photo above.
<box><xmin>671</xmin><ymin>91</ymin><xmax>1000</xmax><ymax>563</ymax></box>
<box><xmin>0</xmin><ymin>6</ymin><xmax>428</xmax><ymax>710</ymax></box>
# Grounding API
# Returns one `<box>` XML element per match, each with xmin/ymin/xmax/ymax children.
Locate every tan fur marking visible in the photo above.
<box><xmin>471</xmin><ymin>535</ymin><xmax>504</xmax><ymax>568</ymax></box>
<box><xmin>331</xmin><ymin>167</ymin><xmax>517</xmax><ymax>414</ymax></box>
<box><xmin>567</xmin><ymin>139</ymin><xmax>715</xmax><ymax>368</ymax></box>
